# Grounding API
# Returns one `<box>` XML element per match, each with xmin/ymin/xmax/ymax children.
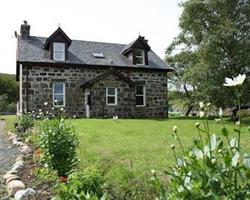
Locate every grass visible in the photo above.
<box><xmin>69</xmin><ymin>118</ymin><xmax>250</xmax><ymax>174</ymax></box>
<box><xmin>1</xmin><ymin>115</ymin><xmax>249</xmax><ymax>198</ymax></box>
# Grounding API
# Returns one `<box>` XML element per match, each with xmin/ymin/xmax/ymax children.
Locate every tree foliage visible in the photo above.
<box><xmin>166</xmin><ymin>0</ymin><xmax>250</xmax><ymax>110</ymax></box>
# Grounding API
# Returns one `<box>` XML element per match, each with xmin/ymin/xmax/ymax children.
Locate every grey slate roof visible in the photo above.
<box><xmin>17</xmin><ymin>36</ymin><xmax>172</xmax><ymax>70</ymax></box>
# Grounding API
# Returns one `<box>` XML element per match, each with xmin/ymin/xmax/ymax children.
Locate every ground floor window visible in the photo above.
<box><xmin>53</xmin><ymin>82</ymin><xmax>65</xmax><ymax>107</ymax></box>
<box><xmin>106</xmin><ymin>87</ymin><xmax>117</xmax><ymax>105</ymax></box>
<box><xmin>136</xmin><ymin>85</ymin><xmax>145</xmax><ymax>107</ymax></box>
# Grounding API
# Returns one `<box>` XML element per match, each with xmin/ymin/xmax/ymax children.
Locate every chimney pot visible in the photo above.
<box><xmin>20</xmin><ymin>20</ymin><xmax>30</xmax><ymax>39</ymax></box>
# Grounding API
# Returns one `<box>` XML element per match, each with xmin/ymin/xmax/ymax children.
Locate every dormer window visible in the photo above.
<box><xmin>53</xmin><ymin>42</ymin><xmax>65</xmax><ymax>61</ymax></box>
<box><xmin>134</xmin><ymin>49</ymin><xmax>145</xmax><ymax>65</ymax></box>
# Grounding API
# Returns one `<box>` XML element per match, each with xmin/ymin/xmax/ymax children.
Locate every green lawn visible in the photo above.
<box><xmin>1</xmin><ymin>115</ymin><xmax>250</xmax><ymax>198</ymax></box>
<box><xmin>70</xmin><ymin>118</ymin><xmax>250</xmax><ymax>175</ymax></box>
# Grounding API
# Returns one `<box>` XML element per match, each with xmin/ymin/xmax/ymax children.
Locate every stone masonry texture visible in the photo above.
<box><xmin>21</xmin><ymin>65</ymin><xmax>168</xmax><ymax>118</ymax></box>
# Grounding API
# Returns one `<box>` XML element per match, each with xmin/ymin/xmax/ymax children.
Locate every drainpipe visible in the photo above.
<box><xmin>19</xmin><ymin>64</ymin><xmax>23</xmax><ymax>114</ymax></box>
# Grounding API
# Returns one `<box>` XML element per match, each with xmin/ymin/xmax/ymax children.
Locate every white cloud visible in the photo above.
<box><xmin>0</xmin><ymin>0</ymin><xmax>182</xmax><ymax>74</ymax></box>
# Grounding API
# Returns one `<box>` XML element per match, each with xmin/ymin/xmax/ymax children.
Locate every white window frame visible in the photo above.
<box><xmin>53</xmin><ymin>42</ymin><xmax>65</xmax><ymax>61</ymax></box>
<box><xmin>135</xmin><ymin>49</ymin><xmax>145</xmax><ymax>65</ymax></box>
<box><xmin>136</xmin><ymin>85</ymin><xmax>146</xmax><ymax>107</ymax></box>
<box><xmin>106</xmin><ymin>87</ymin><xmax>117</xmax><ymax>106</ymax></box>
<box><xmin>53</xmin><ymin>82</ymin><xmax>66</xmax><ymax>107</ymax></box>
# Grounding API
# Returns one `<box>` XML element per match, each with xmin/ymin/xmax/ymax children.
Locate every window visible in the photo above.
<box><xmin>53</xmin><ymin>42</ymin><xmax>65</xmax><ymax>61</ymax></box>
<box><xmin>92</xmin><ymin>52</ymin><xmax>105</xmax><ymax>58</ymax></box>
<box><xmin>106</xmin><ymin>87</ymin><xmax>117</xmax><ymax>105</ymax></box>
<box><xmin>53</xmin><ymin>82</ymin><xmax>65</xmax><ymax>107</ymax></box>
<box><xmin>136</xmin><ymin>85</ymin><xmax>145</xmax><ymax>107</ymax></box>
<box><xmin>134</xmin><ymin>49</ymin><xmax>145</xmax><ymax>65</ymax></box>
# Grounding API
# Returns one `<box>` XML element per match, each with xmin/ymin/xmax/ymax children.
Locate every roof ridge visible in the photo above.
<box><xmin>28</xmin><ymin>35</ymin><xmax>127</xmax><ymax>46</ymax></box>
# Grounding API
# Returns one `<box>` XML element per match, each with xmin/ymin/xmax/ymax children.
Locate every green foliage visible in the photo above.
<box><xmin>16</xmin><ymin>113</ymin><xmax>34</xmax><ymax>132</ymax></box>
<box><xmin>35</xmin><ymin>167</ymin><xmax>58</xmax><ymax>186</ymax></box>
<box><xmin>54</xmin><ymin>167</ymin><xmax>108</xmax><ymax>200</ymax></box>
<box><xmin>153</xmin><ymin>103</ymin><xmax>250</xmax><ymax>199</ymax></box>
<box><xmin>166</xmin><ymin>0</ymin><xmax>250</xmax><ymax>108</ymax></box>
<box><xmin>38</xmin><ymin>118</ymin><xmax>79</xmax><ymax>176</ymax></box>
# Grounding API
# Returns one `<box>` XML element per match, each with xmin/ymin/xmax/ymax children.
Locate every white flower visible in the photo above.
<box><xmin>214</xmin><ymin>118</ymin><xmax>221</xmax><ymax>122</ymax></box>
<box><xmin>199</xmin><ymin>111</ymin><xmax>205</xmax><ymax>118</ymax></box>
<box><xmin>223</xmin><ymin>74</ymin><xmax>246</xmax><ymax>87</ymax></box>
<box><xmin>219</xmin><ymin>107</ymin><xmax>223</xmax><ymax>117</ymax></box>
<box><xmin>44</xmin><ymin>102</ymin><xmax>48</xmax><ymax>106</ymax></box>
<box><xmin>211</xmin><ymin>158</ymin><xmax>216</xmax><ymax>164</ymax></box>
<box><xmin>195</xmin><ymin>122</ymin><xmax>200</xmax><ymax>128</ymax></box>
<box><xmin>60</xmin><ymin>107</ymin><xmax>64</xmax><ymax>111</ymax></box>
<box><xmin>236</xmin><ymin>121</ymin><xmax>240</xmax><ymax>126</ymax></box>
<box><xmin>39</xmin><ymin>109</ymin><xmax>42</xmax><ymax>112</ymax></box>
<box><xmin>207</xmin><ymin>103</ymin><xmax>211</xmax><ymax>107</ymax></box>
<box><xmin>151</xmin><ymin>169</ymin><xmax>156</xmax><ymax>175</ymax></box>
<box><xmin>171</xmin><ymin>144</ymin><xmax>175</xmax><ymax>150</ymax></box>
<box><xmin>173</xmin><ymin>125</ymin><xmax>178</xmax><ymax>133</ymax></box>
<box><xmin>199</xmin><ymin>102</ymin><xmax>204</xmax><ymax>109</ymax></box>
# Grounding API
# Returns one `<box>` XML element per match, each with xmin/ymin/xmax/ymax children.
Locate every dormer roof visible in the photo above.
<box><xmin>120</xmin><ymin>36</ymin><xmax>151</xmax><ymax>55</ymax></box>
<box><xmin>44</xmin><ymin>27</ymin><xmax>72</xmax><ymax>50</ymax></box>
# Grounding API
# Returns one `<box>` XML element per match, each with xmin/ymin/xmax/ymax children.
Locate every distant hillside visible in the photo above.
<box><xmin>0</xmin><ymin>73</ymin><xmax>16</xmax><ymax>80</ymax></box>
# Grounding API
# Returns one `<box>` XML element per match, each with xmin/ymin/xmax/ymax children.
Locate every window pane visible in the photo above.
<box><xmin>135</xmin><ymin>49</ymin><xmax>143</xmax><ymax>56</ymax></box>
<box><xmin>54</xmin><ymin>94</ymin><xmax>64</xmax><ymax>106</ymax></box>
<box><xmin>136</xmin><ymin>96</ymin><xmax>144</xmax><ymax>105</ymax></box>
<box><xmin>107</xmin><ymin>96</ymin><xmax>115</xmax><ymax>104</ymax></box>
<box><xmin>54</xmin><ymin>83</ymin><xmax>64</xmax><ymax>94</ymax></box>
<box><xmin>54</xmin><ymin>43</ymin><xmax>65</xmax><ymax>51</ymax></box>
<box><xmin>54</xmin><ymin>51</ymin><xmax>65</xmax><ymax>61</ymax></box>
<box><xmin>107</xmin><ymin>88</ymin><xmax>115</xmax><ymax>95</ymax></box>
<box><xmin>135</xmin><ymin>57</ymin><xmax>144</xmax><ymax>64</ymax></box>
<box><xmin>136</xmin><ymin>86</ymin><xmax>144</xmax><ymax>95</ymax></box>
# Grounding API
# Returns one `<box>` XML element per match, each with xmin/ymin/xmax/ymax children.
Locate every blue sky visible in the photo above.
<box><xmin>0</xmin><ymin>0</ymin><xmax>183</xmax><ymax>74</ymax></box>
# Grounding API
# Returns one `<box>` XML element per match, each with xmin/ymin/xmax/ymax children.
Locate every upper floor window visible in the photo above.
<box><xmin>53</xmin><ymin>82</ymin><xmax>65</xmax><ymax>107</ymax></box>
<box><xmin>106</xmin><ymin>87</ymin><xmax>117</xmax><ymax>105</ymax></box>
<box><xmin>136</xmin><ymin>85</ymin><xmax>145</xmax><ymax>107</ymax></box>
<box><xmin>53</xmin><ymin>42</ymin><xmax>65</xmax><ymax>61</ymax></box>
<box><xmin>134</xmin><ymin>49</ymin><xmax>145</xmax><ymax>65</ymax></box>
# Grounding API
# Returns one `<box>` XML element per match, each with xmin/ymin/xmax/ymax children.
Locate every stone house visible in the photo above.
<box><xmin>16</xmin><ymin>21</ymin><xmax>173</xmax><ymax>118</ymax></box>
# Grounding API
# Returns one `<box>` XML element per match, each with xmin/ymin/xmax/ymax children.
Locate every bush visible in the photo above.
<box><xmin>38</xmin><ymin>118</ymin><xmax>79</xmax><ymax>176</ymax></box>
<box><xmin>16</xmin><ymin>113</ymin><xmax>34</xmax><ymax>132</ymax></box>
<box><xmin>152</xmin><ymin>102</ymin><xmax>250</xmax><ymax>199</ymax></box>
<box><xmin>54</xmin><ymin>167</ymin><xmax>108</xmax><ymax>200</ymax></box>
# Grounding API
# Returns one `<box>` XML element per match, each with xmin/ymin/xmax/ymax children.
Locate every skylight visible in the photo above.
<box><xmin>92</xmin><ymin>52</ymin><xmax>105</xmax><ymax>58</ymax></box>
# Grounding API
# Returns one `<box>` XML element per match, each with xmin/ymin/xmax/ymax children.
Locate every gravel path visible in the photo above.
<box><xmin>0</xmin><ymin>120</ymin><xmax>19</xmax><ymax>175</ymax></box>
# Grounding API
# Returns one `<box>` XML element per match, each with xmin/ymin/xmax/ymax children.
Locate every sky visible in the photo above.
<box><xmin>0</xmin><ymin>0</ymin><xmax>183</xmax><ymax>75</ymax></box>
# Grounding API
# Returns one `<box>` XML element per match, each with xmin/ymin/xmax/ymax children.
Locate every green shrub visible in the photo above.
<box><xmin>39</xmin><ymin>118</ymin><xmax>79</xmax><ymax>176</ymax></box>
<box><xmin>54</xmin><ymin>167</ymin><xmax>108</xmax><ymax>200</ymax></box>
<box><xmin>16</xmin><ymin>113</ymin><xmax>34</xmax><ymax>132</ymax></box>
<box><xmin>152</xmin><ymin>103</ymin><xmax>250</xmax><ymax>199</ymax></box>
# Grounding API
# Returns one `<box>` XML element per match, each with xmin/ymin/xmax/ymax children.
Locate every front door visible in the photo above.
<box><xmin>85</xmin><ymin>89</ymin><xmax>90</xmax><ymax>118</ymax></box>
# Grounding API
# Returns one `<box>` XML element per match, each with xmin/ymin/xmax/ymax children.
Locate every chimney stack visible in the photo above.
<box><xmin>20</xmin><ymin>20</ymin><xmax>30</xmax><ymax>39</ymax></box>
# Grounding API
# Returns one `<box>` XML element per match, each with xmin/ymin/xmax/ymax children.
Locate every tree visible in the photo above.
<box><xmin>166</xmin><ymin>0</ymin><xmax>250</xmax><ymax>111</ymax></box>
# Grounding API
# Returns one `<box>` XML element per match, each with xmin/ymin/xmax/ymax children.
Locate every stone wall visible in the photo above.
<box><xmin>21</xmin><ymin>65</ymin><xmax>168</xmax><ymax>118</ymax></box>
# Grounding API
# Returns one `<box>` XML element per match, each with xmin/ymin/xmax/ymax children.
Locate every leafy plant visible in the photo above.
<box><xmin>38</xmin><ymin>118</ymin><xmax>79</xmax><ymax>176</ymax></box>
<box><xmin>16</xmin><ymin>113</ymin><xmax>34</xmax><ymax>132</ymax></box>
<box><xmin>54</xmin><ymin>167</ymin><xmax>108</xmax><ymax>200</ymax></box>
<box><xmin>153</xmin><ymin>75</ymin><xmax>250</xmax><ymax>199</ymax></box>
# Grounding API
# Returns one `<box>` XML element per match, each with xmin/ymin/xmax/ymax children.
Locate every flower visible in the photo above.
<box><xmin>195</xmin><ymin>122</ymin><xmax>200</xmax><ymax>128</ymax></box>
<box><xmin>199</xmin><ymin>102</ymin><xmax>204</xmax><ymax>109</ymax></box>
<box><xmin>151</xmin><ymin>169</ymin><xmax>156</xmax><ymax>175</ymax></box>
<box><xmin>207</xmin><ymin>103</ymin><xmax>211</xmax><ymax>107</ymax></box>
<box><xmin>171</xmin><ymin>144</ymin><xmax>175</xmax><ymax>150</ymax></box>
<box><xmin>214</xmin><ymin>118</ymin><xmax>221</xmax><ymax>122</ymax></box>
<box><xmin>173</xmin><ymin>126</ymin><xmax>178</xmax><ymax>133</ymax></box>
<box><xmin>199</xmin><ymin>111</ymin><xmax>205</xmax><ymax>118</ymax></box>
<box><xmin>211</xmin><ymin>158</ymin><xmax>216</xmax><ymax>164</ymax></box>
<box><xmin>236</xmin><ymin>121</ymin><xmax>240</xmax><ymax>126</ymax></box>
<box><xmin>44</xmin><ymin>102</ymin><xmax>48</xmax><ymax>106</ymax></box>
<box><xmin>38</xmin><ymin>109</ymin><xmax>42</xmax><ymax>112</ymax></box>
<box><xmin>219</xmin><ymin>107</ymin><xmax>223</xmax><ymax>118</ymax></box>
<box><xmin>60</xmin><ymin>107</ymin><xmax>64</xmax><ymax>111</ymax></box>
<box><xmin>223</xmin><ymin>74</ymin><xmax>246</xmax><ymax>87</ymax></box>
